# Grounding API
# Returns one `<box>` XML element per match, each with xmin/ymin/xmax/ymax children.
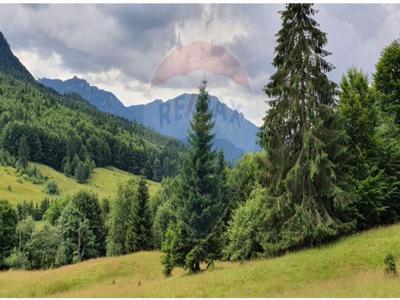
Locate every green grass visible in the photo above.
<box><xmin>0</xmin><ymin>163</ymin><xmax>160</xmax><ymax>205</ymax></box>
<box><xmin>1</xmin><ymin>224</ymin><xmax>400</xmax><ymax>297</ymax></box>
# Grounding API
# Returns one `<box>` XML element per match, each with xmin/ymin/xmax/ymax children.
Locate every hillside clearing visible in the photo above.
<box><xmin>0</xmin><ymin>163</ymin><xmax>160</xmax><ymax>205</ymax></box>
<box><xmin>0</xmin><ymin>224</ymin><xmax>399</xmax><ymax>297</ymax></box>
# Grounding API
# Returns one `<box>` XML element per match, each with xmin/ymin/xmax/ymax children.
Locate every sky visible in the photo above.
<box><xmin>0</xmin><ymin>4</ymin><xmax>399</xmax><ymax>126</ymax></box>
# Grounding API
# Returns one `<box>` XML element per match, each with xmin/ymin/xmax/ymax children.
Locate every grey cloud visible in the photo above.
<box><xmin>1</xmin><ymin>3</ymin><xmax>400</xmax><ymax>125</ymax></box>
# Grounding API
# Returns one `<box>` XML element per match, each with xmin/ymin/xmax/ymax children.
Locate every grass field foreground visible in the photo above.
<box><xmin>0</xmin><ymin>224</ymin><xmax>399</xmax><ymax>297</ymax></box>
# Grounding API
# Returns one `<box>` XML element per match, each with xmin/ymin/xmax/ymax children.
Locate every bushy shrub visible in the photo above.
<box><xmin>43</xmin><ymin>198</ymin><xmax>70</xmax><ymax>225</ymax></box>
<box><xmin>224</xmin><ymin>187</ymin><xmax>267</xmax><ymax>261</ymax></box>
<box><xmin>152</xmin><ymin>199</ymin><xmax>175</xmax><ymax>249</ymax></box>
<box><xmin>384</xmin><ymin>253</ymin><xmax>397</xmax><ymax>275</ymax></box>
<box><xmin>44</xmin><ymin>180</ymin><xmax>59</xmax><ymax>195</ymax></box>
<box><xmin>0</xmin><ymin>149</ymin><xmax>16</xmax><ymax>167</ymax></box>
<box><xmin>16</xmin><ymin>165</ymin><xmax>48</xmax><ymax>184</ymax></box>
<box><xmin>4</xmin><ymin>249</ymin><xmax>29</xmax><ymax>269</ymax></box>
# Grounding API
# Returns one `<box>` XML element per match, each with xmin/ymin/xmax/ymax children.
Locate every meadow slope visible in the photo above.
<box><xmin>0</xmin><ymin>224</ymin><xmax>399</xmax><ymax>297</ymax></box>
<box><xmin>0</xmin><ymin>163</ymin><xmax>160</xmax><ymax>205</ymax></box>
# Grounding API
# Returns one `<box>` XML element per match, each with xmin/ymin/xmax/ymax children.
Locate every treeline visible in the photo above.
<box><xmin>0</xmin><ymin>177</ymin><xmax>154</xmax><ymax>270</ymax></box>
<box><xmin>223</xmin><ymin>6</ymin><xmax>400</xmax><ymax>260</ymax></box>
<box><xmin>0</xmin><ymin>72</ymin><xmax>185</xmax><ymax>182</ymax></box>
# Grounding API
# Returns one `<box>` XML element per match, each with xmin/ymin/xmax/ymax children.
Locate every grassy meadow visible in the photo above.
<box><xmin>0</xmin><ymin>223</ymin><xmax>399</xmax><ymax>297</ymax></box>
<box><xmin>0</xmin><ymin>163</ymin><xmax>160</xmax><ymax>205</ymax></box>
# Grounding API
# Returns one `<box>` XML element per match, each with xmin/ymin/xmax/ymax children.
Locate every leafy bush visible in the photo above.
<box><xmin>44</xmin><ymin>198</ymin><xmax>70</xmax><ymax>225</ymax></box>
<box><xmin>4</xmin><ymin>249</ymin><xmax>29</xmax><ymax>269</ymax></box>
<box><xmin>224</xmin><ymin>187</ymin><xmax>267</xmax><ymax>261</ymax></box>
<box><xmin>0</xmin><ymin>149</ymin><xmax>16</xmax><ymax>167</ymax></box>
<box><xmin>384</xmin><ymin>253</ymin><xmax>397</xmax><ymax>275</ymax></box>
<box><xmin>44</xmin><ymin>180</ymin><xmax>59</xmax><ymax>195</ymax></box>
<box><xmin>16</xmin><ymin>164</ymin><xmax>47</xmax><ymax>184</ymax></box>
<box><xmin>152</xmin><ymin>199</ymin><xmax>175</xmax><ymax>249</ymax></box>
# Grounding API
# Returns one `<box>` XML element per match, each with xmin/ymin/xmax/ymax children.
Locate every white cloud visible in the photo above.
<box><xmin>174</xmin><ymin>4</ymin><xmax>248</xmax><ymax>45</ymax></box>
<box><xmin>15</xmin><ymin>49</ymin><xmax>74</xmax><ymax>79</ymax></box>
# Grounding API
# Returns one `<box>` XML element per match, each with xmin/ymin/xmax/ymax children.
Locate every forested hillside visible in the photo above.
<box><xmin>0</xmin><ymin>33</ymin><xmax>185</xmax><ymax>182</ymax></box>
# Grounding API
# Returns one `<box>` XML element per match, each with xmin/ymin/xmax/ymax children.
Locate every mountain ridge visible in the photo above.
<box><xmin>39</xmin><ymin>77</ymin><xmax>261</xmax><ymax>161</ymax></box>
<box><xmin>0</xmin><ymin>32</ymin><xmax>35</xmax><ymax>82</ymax></box>
<box><xmin>0</xmin><ymin>31</ymin><xmax>184</xmax><ymax>181</ymax></box>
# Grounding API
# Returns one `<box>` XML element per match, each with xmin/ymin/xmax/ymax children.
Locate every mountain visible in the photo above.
<box><xmin>0</xmin><ymin>31</ymin><xmax>185</xmax><ymax>181</ymax></box>
<box><xmin>128</xmin><ymin>93</ymin><xmax>261</xmax><ymax>154</ymax></box>
<box><xmin>0</xmin><ymin>32</ymin><xmax>35</xmax><ymax>82</ymax></box>
<box><xmin>39</xmin><ymin>78</ymin><xmax>261</xmax><ymax>161</ymax></box>
<box><xmin>39</xmin><ymin>77</ymin><xmax>130</xmax><ymax>119</ymax></box>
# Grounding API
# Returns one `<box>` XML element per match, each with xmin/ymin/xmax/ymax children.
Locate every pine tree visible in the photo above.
<box><xmin>126</xmin><ymin>177</ymin><xmax>153</xmax><ymax>251</ymax></box>
<box><xmin>162</xmin><ymin>80</ymin><xmax>226</xmax><ymax>274</ymax></box>
<box><xmin>258</xmin><ymin>4</ymin><xmax>354</xmax><ymax>253</ymax></box>
<box><xmin>17</xmin><ymin>136</ymin><xmax>29</xmax><ymax>168</ymax></box>
<box><xmin>0</xmin><ymin>200</ymin><xmax>18</xmax><ymax>269</ymax></box>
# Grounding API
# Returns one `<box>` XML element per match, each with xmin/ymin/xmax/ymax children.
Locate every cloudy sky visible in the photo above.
<box><xmin>1</xmin><ymin>4</ymin><xmax>399</xmax><ymax>126</ymax></box>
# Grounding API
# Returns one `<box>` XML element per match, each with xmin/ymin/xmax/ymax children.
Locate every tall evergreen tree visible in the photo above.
<box><xmin>17</xmin><ymin>136</ymin><xmax>29</xmax><ymax>168</ymax></box>
<box><xmin>125</xmin><ymin>177</ymin><xmax>153</xmax><ymax>251</ymax></box>
<box><xmin>258</xmin><ymin>4</ymin><xmax>354</xmax><ymax>254</ymax></box>
<box><xmin>162</xmin><ymin>80</ymin><xmax>226</xmax><ymax>274</ymax></box>
<box><xmin>0</xmin><ymin>200</ymin><xmax>18</xmax><ymax>269</ymax></box>
<box><xmin>374</xmin><ymin>40</ymin><xmax>400</xmax><ymax>125</ymax></box>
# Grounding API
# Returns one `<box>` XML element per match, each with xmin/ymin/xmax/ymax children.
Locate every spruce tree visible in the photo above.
<box><xmin>17</xmin><ymin>136</ymin><xmax>29</xmax><ymax>169</ymax></box>
<box><xmin>126</xmin><ymin>177</ymin><xmax>153</xmax><ymax>251</ymax></box>
<box><xmin>162</xmin><ymin>80</ymin><xmax>226</xmax><ymax>274</ymax></box>
<box><xmin>0</xmin><ymin>200</ymin><xmax>18</xmax><ymax>269</ymax></box>
<box><xmin>258</xmin><ymin>4</ymin><xmax>354</xmax><ymax>253</ymax></box>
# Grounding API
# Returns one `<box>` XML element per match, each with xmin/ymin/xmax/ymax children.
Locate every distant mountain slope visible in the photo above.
<box><xmin>0</xmin><ymin>31</ymin><xmax>184</xmax><ymax>181</ymax></box>
<box><xmin>213</xmin><ymin>138</ymin><xmax>245</xmax><ymax>162</ymax></box>
<box><xmin>39</xmin><ymin>77</ymin><xmax>130</xmax><ymax>119</ymax></box>
<box><xmin>40</xmin><ymin>78</ymin><xmax>261</xmax><ymax>161</ymax></box>
<box><xmin>0</xmin><ymin>32</ymin><xmax>35</xmax><ymax>82</ymax></box>
<box><xmin>129</xmin><ymin>93</ymin><xmax>261</xmax><ymax>154</ymax></box>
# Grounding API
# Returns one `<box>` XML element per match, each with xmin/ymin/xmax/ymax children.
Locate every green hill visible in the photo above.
<box><xmin>1</xmin><ymin>223</ymin><xmax>399</xmax><ymax>297</ymax></box>
<box><xmin>0</xmin><ymin>31</ymin><xmax>185</xmax><ymax>183</ymax></box>
<box><xmin>0</xmin><ymin>162</ymin><xmax>160</xmax><ymax>205</ymax></box>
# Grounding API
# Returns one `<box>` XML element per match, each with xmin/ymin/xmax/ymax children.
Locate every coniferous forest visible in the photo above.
<box><xmin>1</xmin><ymin>3</ymin><xmax>400</xmax><ymax>296</ymax></box>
